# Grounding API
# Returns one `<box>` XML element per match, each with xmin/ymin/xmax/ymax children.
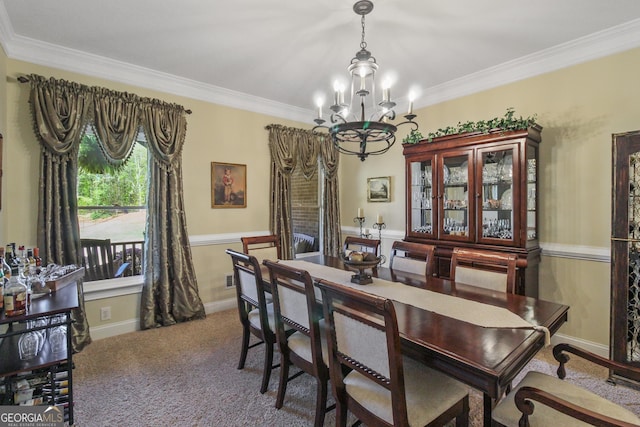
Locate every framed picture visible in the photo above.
<box><xmin>211</xmin><ymin>162</ymin><xmax>246</xmax><ymax>208</ymax></box>
<box><xmin>367</xmin><ymin>176</ymin><xmax>391</xmax><ymax>202</ymax></box>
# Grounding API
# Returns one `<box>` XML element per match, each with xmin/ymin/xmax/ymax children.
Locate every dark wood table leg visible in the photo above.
<box><xmin>483</xmin><ymin>393</ymin><xmax>494</xmax><ymax>427</ymax></box>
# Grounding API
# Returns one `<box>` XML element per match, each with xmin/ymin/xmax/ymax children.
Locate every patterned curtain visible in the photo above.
<box><xmin>267</xmin><ymin>125</ymin><xmax>298</xmax><ymax>259</ymax></box>
<box><xmin>139</xmin><ymin>99</ymin><xmax>205</xmax><ymax>328</ymax></box>
<box><xmin>91</xmin><ymin>87</ymin><xmax>139</xmax><ymax>164</ymax></box>
<box><xmin>27</xmin><ymin>74</ymin><xmax>205</xmax><ymax>348</ymax></box>
<box><xmin>29</xmin><ymin>75</ymin><xmax>92</xmax><ymax>352</ymax></box>
<box><xmin>318</xmin><ymin>134</ymin><xmax>341</xmax><ymax>256</ymax></box>
<box><xmin>266</xmin><ymin>124</ymin><xmax>341</xmax><ymax>258</ymax></box>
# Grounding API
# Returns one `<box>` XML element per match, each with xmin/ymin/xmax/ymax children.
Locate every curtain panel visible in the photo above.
<box><xmin>266</xmin><ymin>124</ymin><xmax>341</xmax><ymax>258</ymax></box>
<box><xmin>26</xmin><ymin>74</ymin><xmax>204</xmax><ymax>351</ymax></box>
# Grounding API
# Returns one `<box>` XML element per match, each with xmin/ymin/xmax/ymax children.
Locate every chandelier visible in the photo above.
<box><xmin>312</xmin><ymin>0</ymin><xmax>418</xmax><ymax>161</ymax></box>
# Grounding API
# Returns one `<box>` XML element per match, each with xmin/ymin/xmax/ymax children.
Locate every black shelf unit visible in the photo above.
<box><xmin>0</xmin><ymin>281</ymin><xmax>79</xmax><ymax>424</ymax></box>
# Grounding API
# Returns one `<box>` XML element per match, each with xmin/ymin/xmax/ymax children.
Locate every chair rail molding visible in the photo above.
<box><xmin>540</xmin><ymin>242</ymin><xmax>609</xmax><ymax>263</ymax></box>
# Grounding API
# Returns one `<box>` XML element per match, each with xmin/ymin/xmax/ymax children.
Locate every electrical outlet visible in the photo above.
<box><xmin>100</xmin><ymin>306</ymin><xmax>111</xmax><ymax>321</ymax></box>
<box><xmin>225</xmin><ymin>273</ymin><xmax>235</xmax><ymax>288</ymax></box>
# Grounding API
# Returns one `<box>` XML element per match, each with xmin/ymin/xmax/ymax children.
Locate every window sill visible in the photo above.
<box><xmin>83</xmin><ymin>276</ymin><xmax>144</xmax><ymax>301</ymax></box>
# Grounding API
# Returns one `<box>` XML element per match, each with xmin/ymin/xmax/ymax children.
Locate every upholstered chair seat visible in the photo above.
<box><xmin>344</xmin><ymin>356</ymin><xmax>469</xmax><ymax>426</ymax></box>
<box><xmin>284</xmin><ymin>320</ymin><xmax>329</xmax><ymax>367</ymax></box>
<box><xmin>493</xmin><ymin>343</ymin><xmax>640</xmax><ymax>426</ymax></box>
<box><xmin>493</xmin><ymin>371</ymin><xmax>640</xmax><ymax>426</ymax></box>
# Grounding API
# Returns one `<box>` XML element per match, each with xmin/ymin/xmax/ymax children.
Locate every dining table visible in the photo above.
<box><xmin>278</xmin><ymin>254</ymin><xmax>569</xmax><ymax>427</ymax></box>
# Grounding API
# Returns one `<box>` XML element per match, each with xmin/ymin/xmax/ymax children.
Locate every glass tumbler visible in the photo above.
<box><xmin>49</xmin><ymin>326</ymin><xmax>67</xmax><ymax>354</ymax></box>
<box><xmin>18</xmin><ymin>331</ymin><xmax>41</xmax><ymax>360</ymax></box>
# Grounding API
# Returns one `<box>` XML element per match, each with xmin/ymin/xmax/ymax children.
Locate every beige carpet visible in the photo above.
<box><xmin>73</xmin><ymin>309</ymin><xmax>640</xmax><ymax>426</ymax></box>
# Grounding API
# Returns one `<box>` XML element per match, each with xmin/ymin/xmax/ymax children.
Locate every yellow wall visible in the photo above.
<box><xmin>340</xmin><ymin>47</ymin><xmax>640</xmax><ymax>346</ymax></box>
<box><xmin>3</xmin><ymin>47</ymin><xmax>640</xmax><ymax>348</ymax></box>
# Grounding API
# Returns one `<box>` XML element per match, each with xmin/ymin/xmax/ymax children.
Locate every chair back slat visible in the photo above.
<box><xmin>343</xmin><ymin>236</ymin><xmax>381</xmax><ymax>256</ymax></box>
<box><xmin>241</xmin><ymin>235</ymin><xmax>282</xmax><ymax>260</ymax></box>
<box><xmin>237</xmin><ymin>267</ymin><xmax>260</xmax><ymax>306</ymax></box>
<box><xmin>317</xmin><ymin>279</ymin><xmax>403</xmax><ymax>392</ymax></box>
<box><xmin>333</xmin><ymin>309</ymin><xmax>390</xmax><ymax>379</ymax></box>
<box><xmin>276</xmin><ymin>280</ymin><xmax>310</xmax><ymax>331</ymax></box>
<box><xmin>450</xmin><ymin>247</ymin><xmax>518</xmax><ymax>293</ymax></box>
<box><xmin>389</xmin><ymin>241</ymin><xmax>435</xmax><ymax>277</ymax></box>
<box><xmin>226</xmin><ymin>249</ymin><xmax>270</xmax><ymax>331</ymax></box>
<box><xmin>455</xmin><ymin>266</ymin><xmax>508</xmax><ymax>292</ymax></box>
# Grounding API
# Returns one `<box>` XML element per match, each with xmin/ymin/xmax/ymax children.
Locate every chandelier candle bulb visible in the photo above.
<box><xmin>383</xmin><ymin>87</ymin><xmax>390</xmax><ymax>102</ymax></box>
<box><xmin>317</xmin><ymin>104</ymin><xmax>322</xmax><ymax>119</ymax></box>
<box><xmin>408</xmin><ymin>100</ymin><xmax>413</xmax><ymax>115</ymax></box>
<box><xmin>358</xmin><ymin>208</ymin><xmax>364</xmax><ymax>218</ymax></box>
<box><xmin>377</xmin><ymin>214</ymin><xmax>383</xmax><ymax>223</ymax></box>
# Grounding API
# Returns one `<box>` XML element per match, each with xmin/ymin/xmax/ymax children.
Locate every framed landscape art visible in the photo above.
<box><xmin>211</xmin><ymin>162</ymin><xmax>246</xmax><ymax>208</ymax></box>
<box><xmin>367</xmin><ymin>176</ymin><xmax>390</xmax><ymax>202</ymax></box>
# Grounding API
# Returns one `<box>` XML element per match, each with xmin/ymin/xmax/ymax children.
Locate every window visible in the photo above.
<box><xmin>291</xmin><ymin>165</ymin><xmax>321</xmax><ymax>255</ymax></box>
<box><xmin>77</xmin><ymin>130</ymin><xmax>147</xmax><ymax>276</ymax></box>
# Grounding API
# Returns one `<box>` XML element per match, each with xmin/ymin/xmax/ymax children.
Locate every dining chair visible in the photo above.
<box><xmin>389</xmin><ymin>240</ymin><xmax>436</xmax><ymax>277</ymax></box>
<box><xmin>263</xmin><ymin>259</ymin><xmax>332</xmax><ymax>427</ymax></box>
<box><xmin>343</xmin><ymin>236</ymin><xmax>381</xmax><ymax>257</ymax></box>
<box><xmin>226</xmin><ymin>249</ymin><xmax>278</xmax><ymax>394</ymax></box>
<box><xmin>80</xmin><ymin>238</ymin><xmax>130</xmax><ymax>281</ymax></box>
<box><xmin>449</xmin><ymin>247</ymin><xmax>518</xmax><ymax>293</ymax></box>
<box><xmin>316</xmin><ymin>279</ymin><xmax>470</xmax><ymax>427</ymax></box>
<box><xmin>492</xmin><ymin>343</ymin><xmax>640</xmax><ymax>426</ymax></box>
<box><xmin>241</xmin><ymin>235</ymin><xmax>282</xmax><ymax>262</ymax></box>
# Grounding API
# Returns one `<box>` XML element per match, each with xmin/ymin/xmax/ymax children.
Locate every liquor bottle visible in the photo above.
<box><xmin>33</xmin><ymin>247</ymin><xmax>42</xmax><ymax>269</ymax></box>
<box><xmin>5</xmin><ymin>244</ymin><xmax>14</xmax><ymax>266</ymax></box>
<box><xmin>4</xmin><ymin>275</ymin><xmax>27</xmax><ymax>316</ymax></box>
<box><xmin>27</xmin><ymin>249</ymin><xmax>36</xmax><ymax>275</ymax></box>
<box><xmin>17</xmin><ymin>245</ymin><xmax>28</xmax><ymax>280</ymax></box>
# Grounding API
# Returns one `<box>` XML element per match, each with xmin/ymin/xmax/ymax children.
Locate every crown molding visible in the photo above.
<box><xmin>1</xmin><ymin>2</ymin><xmax>639</xmax><ymax>120</ymax></box>
<box><xmin>420</xmin><ymin>18</ymin><xmax>640</xmax><ymax>108</ymax></box>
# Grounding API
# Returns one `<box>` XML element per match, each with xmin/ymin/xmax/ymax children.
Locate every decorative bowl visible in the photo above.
<box><xmin>341</xmin><ymin>252</ymin><xmax>381</xmax><ymax>285</ymax></box>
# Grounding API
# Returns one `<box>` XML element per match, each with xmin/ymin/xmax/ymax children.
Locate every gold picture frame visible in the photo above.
<box><xmin>211</xmin><ymin>162</ymin><xmax>246</xmax><ymax>208</ymax></box>
<box><xmin>367</xmin><ymin>176</ymin><xmax>391</xmax><ymax>202</ymax></box>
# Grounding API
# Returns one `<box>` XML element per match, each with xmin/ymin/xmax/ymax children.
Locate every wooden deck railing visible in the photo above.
<box><xmin>110</xmin><ymin>240</ymin><xmax>144</xmax><ymax>277</ymax></box>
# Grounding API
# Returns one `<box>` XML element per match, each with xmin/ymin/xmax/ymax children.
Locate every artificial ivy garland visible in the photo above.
<box><xmin>403</xmin><ymin>108</ymin><xmax>538</xmax><ymax>144</ymax></box>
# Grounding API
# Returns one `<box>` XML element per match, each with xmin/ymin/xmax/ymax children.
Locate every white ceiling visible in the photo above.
<box><xmin>2</xmin><ymin>0</ymin><xmax>640</xmax><ymax>123</ymax></box>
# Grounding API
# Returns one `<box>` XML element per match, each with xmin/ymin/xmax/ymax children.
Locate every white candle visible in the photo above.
<box><xmin>364</xmin><ymin>228</ymin><xmax>370</xmax><ymax>235</ymax></box>
<box><xmin>376</xmin><ymin>214</ymin><xmax>383</xmax><ymax>223</ymax></box>
<box><xmin>334</xmin><ymin>90</ymin><xmax>339</xmax><ymax>106</ymax></box>
<box><xmin>317</xmin><ymin>104</ymin><xmax>322</xmax><ymax>119</ymax></box>
<box><xmin>358</xmin><ymin>208</ymin><xmax>364</xmax><ymax>218</ymax></box>
<box><xmin>408</xmin><ymin>100</ymin><xmax>413</xmax><ymax>115</ymax></box>
<box><xmin>383</xmin><ymin>87</ymin><xmax>390</xmax><ymax>102</ymax></box>
<box><xmin>360</xmin><ymin>76</ymin><xmax>366</xmax><ymax>91</ymax></box>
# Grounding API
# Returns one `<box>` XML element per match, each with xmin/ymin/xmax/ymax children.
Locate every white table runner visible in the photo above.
<box><xmin>280</xmin><ymin>260</ymin><xmax>550</xmax><ymax>345</ymax></box>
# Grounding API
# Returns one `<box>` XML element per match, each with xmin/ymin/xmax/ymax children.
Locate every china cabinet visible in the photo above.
<box><xmin>0</xmin><ymin>273</ymin><xmax>81</xmax><ymax>424</ymax></box>
<box><xmin>403</xmin><ymin>126</ymin><xmax>541</xmax><ymax>296</ymax></box>
<box><xmin>611</xmin><ymin>130</ymin><xmax>640</xmax><ymax>384</ymax></box>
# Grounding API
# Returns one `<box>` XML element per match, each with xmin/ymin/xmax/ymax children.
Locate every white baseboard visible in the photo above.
<box><xmin>550</xmin><ymin>332</ymin><xmax>609</xmax><ymax>358</ymax></box>
<box><xmin>89</xmin><ymin>297</ymin><xmax>237</xmax><ymax>340</ymax></box>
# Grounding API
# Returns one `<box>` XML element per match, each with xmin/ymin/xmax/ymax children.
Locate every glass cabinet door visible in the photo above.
<box><xmin>440</xmin><ymin>152</ymin><xmax>472</xmax><ymax>240</ymax></box>
<box><xmin>526</xmin><ymin>144</ymin><xmax>538</xmax><ymax>242</ymax></box>
<box><xmin>409</xmin><ymin>158</ymin><xmax>435</xmax><ymax>237</ymax></box>
<box><xmin>478</xmin><ymin>146</ymin><xmax>517</xmax><ymax>245</ymax></box>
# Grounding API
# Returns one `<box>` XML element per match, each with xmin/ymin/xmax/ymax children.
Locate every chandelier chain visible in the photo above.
<box><xmin>360</xmin><ymin>15</ymin><xmax>367</xmax><ymax>50</ymax></box>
